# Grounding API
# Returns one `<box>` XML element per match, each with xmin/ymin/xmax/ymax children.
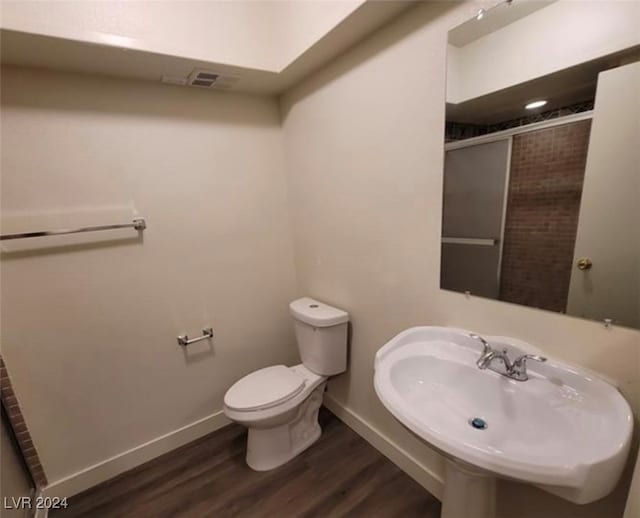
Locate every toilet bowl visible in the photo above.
<box><xmin>224</xmin><ymin>364</ymin><xmax>327</xmax><ymax>470</ymax></box>
<box><xmin>223</xmin><ymin>297</ymin><xmax>349</xmax><ymax>471</ymax></box>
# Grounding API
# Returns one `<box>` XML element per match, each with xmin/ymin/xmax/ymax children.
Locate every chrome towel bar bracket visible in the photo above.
<box><xmin>0</xmin><ymin>217</ymin><xmax>146</xmax><ymax>241</ymax></box>
<box><xmin>177</xmin><ymin>328</ymin><xmax>214</xmax><ymax>347</ymax></box>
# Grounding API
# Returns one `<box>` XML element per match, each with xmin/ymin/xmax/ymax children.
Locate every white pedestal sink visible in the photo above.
<box><xmin>374</xmin><ymin>327</ymin><xmax>633</xmax><ymax>518</ymax></box>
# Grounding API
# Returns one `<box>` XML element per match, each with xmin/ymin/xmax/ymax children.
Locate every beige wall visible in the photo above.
<box><xmin>0</xmin><ymin>66</ymin><xmax>298</xmax><ymax>484</ymax></box>
<box><xmin>280</xmin><ymin>2</ymin><xmax>640</xmax><ymax>517</ymax></box>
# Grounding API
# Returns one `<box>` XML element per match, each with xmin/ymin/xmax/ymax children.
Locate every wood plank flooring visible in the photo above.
<box><xmin>52</xmin><ymin>408</ymin><xmax>440</xmax><ymax>518</ymax></box>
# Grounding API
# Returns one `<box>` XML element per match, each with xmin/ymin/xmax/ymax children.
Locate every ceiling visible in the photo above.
<box><xmin>0</xmin><ymin>1</ymin><xmax>414</xmax><ymax>95</ymax></box>
<box><xmin>448</xmin><ymin>1</ymin><xmax>556</xmax><ymax>48</ymax></box>
<box><xmin>446</xmin><ymin>47</ymin><xmax>640</xmax><ymax>125</ymax></box>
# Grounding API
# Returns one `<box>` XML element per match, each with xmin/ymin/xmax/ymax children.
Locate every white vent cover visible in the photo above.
<box><xmin>161</xmin><ymin>69</ymin><xmax>240</xmax><ymax>90</ymax></box>
<box><xmin>161</xmin><ymin>75</ymin><xmax>188</xmax><ymax>86</ymax></box>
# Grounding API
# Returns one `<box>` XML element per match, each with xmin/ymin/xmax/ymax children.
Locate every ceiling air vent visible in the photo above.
<box><xmin>161</xmin><ymin>70</ymin><xmax>240</xmax><ymax>91</ymax></box>
<box><xmin>188</xmin><ymin>69</ymin><xmax>220</xmax><ymax>88</ymax></box>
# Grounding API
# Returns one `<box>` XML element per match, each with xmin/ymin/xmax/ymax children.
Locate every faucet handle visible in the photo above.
<box><xmin>513</xmin><ymin>354</ymin><xmax>547</xmax><ymax>365</ymax></box>
<box><xmin>511</xmin><ymin>354</ymin><xmax>547</xmax><ymax>381</ymax></box>
<box><xmin>468</xmin><ymin>333</ymin><xmax>492</xmax><ymax>354</ymax></box>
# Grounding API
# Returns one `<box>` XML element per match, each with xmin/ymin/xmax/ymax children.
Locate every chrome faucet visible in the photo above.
<box><xmin>469</xmin><ymin>333</ymin><xmax>546</xmax><ymax>381</ymax></box>
<box><xmin>510</xmin><ymin>354</ymin><xmax>548</xmax><ymax>381</ymax></box>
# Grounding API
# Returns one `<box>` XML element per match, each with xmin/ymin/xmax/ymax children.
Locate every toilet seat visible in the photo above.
<box><xmin>224</xmin><ymin>365</ymin><xmax>305</xmax><ymax>411</ymax></box>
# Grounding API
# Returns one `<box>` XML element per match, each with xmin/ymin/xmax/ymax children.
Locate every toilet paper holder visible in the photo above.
<box><xmin>177</xmin><ymin>327</ymin><xmax>213</xmax><ymax>347</ymax></box>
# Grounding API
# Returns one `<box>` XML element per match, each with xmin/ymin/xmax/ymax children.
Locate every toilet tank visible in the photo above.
<box><xmin>289</xmin><ymin>297</ymin><xmax>349</xmax><ymax>376</ymax></box>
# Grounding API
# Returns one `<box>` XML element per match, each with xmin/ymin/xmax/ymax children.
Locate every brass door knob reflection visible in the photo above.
<box><xmin>577</xmin><ymin>258</ymin><xmax>593</xmax><ymax>271</ymax></box>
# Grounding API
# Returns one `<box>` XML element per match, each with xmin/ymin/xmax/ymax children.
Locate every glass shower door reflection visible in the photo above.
<box><xmin>440</xmin><ymin>139</ymin><xmax>510</xmax><ymax>299</ymax></box>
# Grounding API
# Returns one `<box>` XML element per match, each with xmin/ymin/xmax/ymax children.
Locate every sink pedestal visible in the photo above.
<box><xmin>442</xmin><ymin>459</ymin><xmax>496</xmax><ymax>518</ymax></box>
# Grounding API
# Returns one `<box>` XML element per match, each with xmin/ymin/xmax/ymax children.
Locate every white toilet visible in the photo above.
<box><xmin>223</xmin><ymin>297</ymin><xmax>349</xmax><ymax>471</ymax></box>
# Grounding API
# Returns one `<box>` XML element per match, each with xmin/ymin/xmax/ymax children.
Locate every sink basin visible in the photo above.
<box><xmin>374</xmin><ymin>327</ymin><xmax>632</xmax><ymax>512</ymax></box>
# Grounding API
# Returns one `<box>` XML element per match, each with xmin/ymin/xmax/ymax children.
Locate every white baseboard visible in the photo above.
<box><xmin>323</xmin><ymin>394</ymin><xmax>444</xmax><ymax>501</ymax></box>
<box><xmin>41</xmin><ymin>398</ymin><xmax>441</xmax><ymax>502</ymax></box>
<box><xmin>42</xmin><ymin>410</ymin><xmax>231</xmax><ymax>498</ymax></box>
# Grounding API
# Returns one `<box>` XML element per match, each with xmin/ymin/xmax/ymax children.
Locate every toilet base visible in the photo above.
<box><xmin>246</xmin><ymin>383</ymin><xmax>325</xmax><ymax>471</ymax></box>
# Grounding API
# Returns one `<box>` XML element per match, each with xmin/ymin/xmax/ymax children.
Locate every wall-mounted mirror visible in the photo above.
<box><xmin>441</xmin><ymin>0</ymin><xmax>640</xmax><ymax>329</ymax></box>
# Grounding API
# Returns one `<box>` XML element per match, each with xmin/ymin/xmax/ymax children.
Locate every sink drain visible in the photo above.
<box><xmin>469</xmin><ymin>417</ymin><xmax>488</xmax><ymax>430</ymax></box>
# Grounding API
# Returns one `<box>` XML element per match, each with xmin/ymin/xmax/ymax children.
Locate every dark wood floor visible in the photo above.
<box><xmin>52</xmin><ymin>408</ymin><xmax>440</xmax><ymax>518</ymax></box>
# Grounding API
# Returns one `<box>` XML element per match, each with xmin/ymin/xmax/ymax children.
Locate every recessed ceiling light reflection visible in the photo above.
<box><xmin>525</xmin><ymin>100</ymin><xmax>548</xmax><ymax>110</ymax></box>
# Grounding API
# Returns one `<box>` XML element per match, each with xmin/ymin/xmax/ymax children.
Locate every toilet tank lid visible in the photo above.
<box><xmin>290</xmin><ymin>297</ymin><xmax>349</xmax><ymax>327</ymax></box>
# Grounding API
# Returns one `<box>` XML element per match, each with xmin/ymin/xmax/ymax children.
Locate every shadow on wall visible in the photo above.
<box><xmin>0</xmin><ymin>65</ymin><xmax>277</xmax><ymax>127</ymax></box>
<box><xmin>0</xmin><ymin>235</ymin><xmax>143</xmax><ymax>260</ymax></box>
<box><xmin>498</xmin><ymin>463</ymin><xmax>636</xmax><ymax>518</ymax></box>
<box><xmin>181</xmin><ymin>338</ymin><xmax>215</xmax><ymax>365</ymax></box>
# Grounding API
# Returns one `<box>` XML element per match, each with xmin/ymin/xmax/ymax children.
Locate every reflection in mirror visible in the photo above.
<box><xmin>441</xmin><ymin>0</ymin><xmax>640</xmax><ymax>329</ymax></box>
